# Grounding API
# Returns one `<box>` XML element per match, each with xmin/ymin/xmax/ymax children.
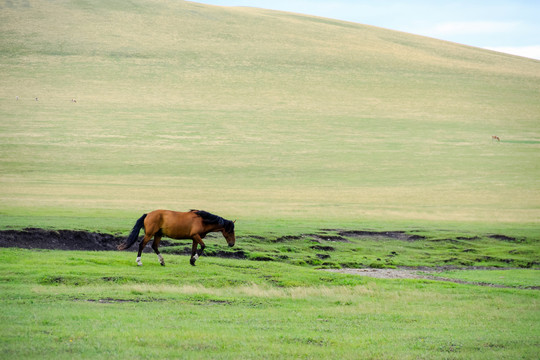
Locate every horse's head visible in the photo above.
<box><xmin>222</xmin><ymin>220</ymin><xmax>236</xmax><ymax>247</ymax></box>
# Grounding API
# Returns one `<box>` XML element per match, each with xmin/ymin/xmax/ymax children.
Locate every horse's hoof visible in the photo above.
<box><xmin>160</xmin><ymin>263</ymin><xmax>165</xmax><ymax>266</ymax></box>
<box><xmin>190</xmin><ymin>258</ymin><xmax>196</xmax><ymax>266</ymax></box>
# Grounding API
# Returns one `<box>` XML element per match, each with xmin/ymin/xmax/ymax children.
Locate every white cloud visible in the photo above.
<box><xmin>429</xmin><ymin>21</ymin><xmax>519</xmax><ymax>36</ymax></box>
<box><xmin>484</xmin><ymin>45</ymin><xmax>540</xmax><ymax>60</ymax></box>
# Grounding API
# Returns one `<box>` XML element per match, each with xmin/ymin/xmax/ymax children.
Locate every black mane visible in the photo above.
<box><xmin>194</xmin><ymin>210</ymin><xmax>235</xmax><ymax>233</ymax></box>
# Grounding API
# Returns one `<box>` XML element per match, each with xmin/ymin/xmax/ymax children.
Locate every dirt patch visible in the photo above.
<box><xmin>324</xmin><ymin>268</ymin><xmax>539</xmax><ymax>290</ymax></box>
<box><xmin>338</xmin><ymin>230</ymin><xmax>425</xmax><ymax>241</ymax></box>
<box><xmin>0</xmin><ymin>228</ymin><xmax>125</xmax><ymax>251</ymax></box>
<box><xmin>82</xmin><ymin>298</ymin><xmax>166</xmax><ymax>303</ymax></box>
<box><xmin>488</xmin><ymin>234</ymin><xmax>518</xmax><ymax>242</ymax></box>
<box><xmin>214</xmin><ymin>250</ymin><xmax>248</xmax><ymax>259</ymax></box>
<box><xmin>326</xmin><ymin>268</ymin><xmax>431</xmax><ymax>279</ymax></box>
<box><xmin>310</xmin><ymin>244</ymin><xmax>335</xmax><ymax>251</ymax></box>
<box><xmin>274</xmin><ymin>235</ymin><xmax>303</xmax><ymax>242</ymax></box>
<box><xmin>311</xmin><ymin>234</ymin><xmax>349</xmax><ymax>242</ymax></box>
<box><xmin>275</xmin><ymin>230</ymin><xmax>427</xmax><ymax>243</ymax></box>
<box><xmin>0</xmin><ymin>228</ymin><xmax>176</xmax><ymax>252</ymax></box>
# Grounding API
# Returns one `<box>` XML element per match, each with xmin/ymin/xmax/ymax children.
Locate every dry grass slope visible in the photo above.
<box><xmin>1</xmin><ymin>0</ymin><xmax>539</xmax><ymax>228</ymax></box>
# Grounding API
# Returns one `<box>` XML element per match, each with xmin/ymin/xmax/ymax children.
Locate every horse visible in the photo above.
<box><xmin>492</xmin><ymin>135</ymin><xmax>500</xmax><ymax>142</ymax></box>
<box><xmin>117</xmin><ymin>209</ymin><xmax>235</xmax><ymax>266</ymax></box>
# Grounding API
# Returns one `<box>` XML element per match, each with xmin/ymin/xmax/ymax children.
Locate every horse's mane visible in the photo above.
<box><xmin>193</xmin><ymin>210</ymin><xmax>235</xmax><ymax>233</ymax></box>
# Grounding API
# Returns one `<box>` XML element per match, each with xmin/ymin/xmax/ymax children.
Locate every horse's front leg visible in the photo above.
<box><xmin>190</xmin><ymin>235</ymin><xmax>206</xmax><ymax>266</ymax></box>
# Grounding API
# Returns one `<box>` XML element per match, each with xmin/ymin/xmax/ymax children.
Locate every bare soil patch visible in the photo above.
<box><xmin>80</xmin><ymin>298</ymin><xmax>167</xmax><ymax>303</ymax></box>
<box><xmin>326</xmin><ymin>268</ymin><xmax>433</xmax><ymax>279</ymax></box>
<box><xmin>338</xmin><ymin>230</ymin><xmax>425</xmax><ymax>241</ymax></box>
<box><xmin>0</xmin><ymin>228</ymin><xmax>124</xmax><ymax>251</ymax></box>
<box><xmin>0</xmin><ymin>228</ymin><xmax>173</xmax><ymax>252</ymax></box>
<box><xmin>325</xmin><ymin>268</ymin><xmax>539</xmax><ymax>290</ymax></box>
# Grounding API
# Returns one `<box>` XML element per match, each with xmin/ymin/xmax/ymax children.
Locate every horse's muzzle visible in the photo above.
<box><xmin>228</xmin><ymin>242</ymin><xmax>235</xmax><ymax>247</ymax></box>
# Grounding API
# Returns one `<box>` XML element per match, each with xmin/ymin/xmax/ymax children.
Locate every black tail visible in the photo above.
<box><xmin>117</xmin><ymin>214</ymin><xmax>147</xmax><ymax>250</ymax></box>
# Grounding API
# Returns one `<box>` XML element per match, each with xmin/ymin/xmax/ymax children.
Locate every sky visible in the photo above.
<box><xmin>194</xmin><ymin>0</ymin><xmax>540</xmax><ymax>60</ymax></box>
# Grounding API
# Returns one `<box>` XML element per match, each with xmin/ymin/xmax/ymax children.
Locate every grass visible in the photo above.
<box><xmin>1</xmin><ymin>248</ymin><xmax>539</xmax><ymax>359</ymax></box>
<box><xmin>0</xmin><ymin>2</ymin><xmax>539</xmax><ymax>358</ymax></box>
<box><xmin>152</xmin><ymin>228</ymin><xmax>540</xmax><ymax>270</ymax></box>
<box><xmin>0</xmin><ymin>0</ymin><xmax>539</xmax><ymax>228</ymax></box>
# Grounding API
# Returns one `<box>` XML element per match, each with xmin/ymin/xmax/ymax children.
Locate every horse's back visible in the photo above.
<box><xmin>145</xmin><ymin>209</ymin><xmax>200</xmax><ymax>239</ymax></box>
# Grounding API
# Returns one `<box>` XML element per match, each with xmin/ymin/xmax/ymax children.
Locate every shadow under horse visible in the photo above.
<box><xmin>117</xmin><ymin>209</ymin><xmax>235</xmax><ymax>266</ymax></box>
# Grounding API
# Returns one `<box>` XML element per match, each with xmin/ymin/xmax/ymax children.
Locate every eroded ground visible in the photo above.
<box><xmin>1</xmin><ymin>228</ymin><xmax>537</xmax><ymax>289</ymax></box>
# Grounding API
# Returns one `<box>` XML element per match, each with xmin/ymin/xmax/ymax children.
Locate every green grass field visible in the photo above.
<box><xmin>1</xmin><ymin>0</ymin><xmax>539</xmax><ymax>358</ymax></box>
<box><xmin>1</xmin><ymin>249</ymin><xmax>539</xmax><ymax>359</ymax></box>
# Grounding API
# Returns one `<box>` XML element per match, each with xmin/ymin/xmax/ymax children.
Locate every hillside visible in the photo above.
<box><xmin>1</xmin><ymin>0</ymin><xmax>539</xmax><ymax>230</ymax></box>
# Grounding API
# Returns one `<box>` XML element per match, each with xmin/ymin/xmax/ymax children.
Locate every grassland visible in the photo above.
<box><xmin>0</xmin><ymin>1</ymin><xmax>539</xmax><ymax>358</ymax></box>
<box><xmin>1</xmin><ymin>248</ymin><xmax>539</xmax><ymax>359</ymax></box>
<box><xmin>1</xmin><ymin>0</ymin><xmax>539</xmax><ymax>230</ymax></box>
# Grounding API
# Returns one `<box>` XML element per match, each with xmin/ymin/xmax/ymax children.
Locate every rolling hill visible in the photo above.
<box><xmin>1</xmin><ymin>0</ymin><xmax>539</xmax><ymax>230</ymax></box>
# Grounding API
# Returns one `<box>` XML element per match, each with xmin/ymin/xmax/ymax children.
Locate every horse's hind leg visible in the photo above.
<box><xmin>152</xmin><ymin>234</ymin><xmax>165</xmax><ymax>266</ymax></box>
<box><xmin>136</xmin><ymin>234</ymin><xmax>152</xmax><ymax>266</ymax></box>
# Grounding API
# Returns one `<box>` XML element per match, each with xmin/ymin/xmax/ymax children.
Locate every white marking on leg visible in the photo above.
<box><xmin>136</xmin><ymin>257</ymin><xmax>142</xmax><ymax>266</ymax></box>
<box><xmin>158</xmin><ymin>254</ymin><xmax>164</xmax><ymax>265</ymax></box>
<box><xmin>193</xmin><ymin>253</ymin><xmax>199</xmax><ymax>260</ymax></box>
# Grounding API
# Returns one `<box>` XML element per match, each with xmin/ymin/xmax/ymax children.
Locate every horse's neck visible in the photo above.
<box><xmin>202</xmin><ymin>223</ymin><xmax>222</xmax><ymax>233</ymax></box>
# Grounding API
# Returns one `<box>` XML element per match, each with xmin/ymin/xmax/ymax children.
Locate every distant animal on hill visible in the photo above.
<box><xmin>492</xmin><ymin>135</ymin><xmax>500</xmax><ymax>142</ymax></box>
<box><xmin>117</xmin><ymin>209</ymin><xmax>235</xmax><ymax>266</ymax></box>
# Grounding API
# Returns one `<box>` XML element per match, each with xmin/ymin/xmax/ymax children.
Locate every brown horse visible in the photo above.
<box><xmin>492</xmin><ymin>135</ymin><xmax>500</xmax><ymax>142</ymax></box>
<box><xmin>117</xmin><ymin>209</ymin><xmax>235</xmax><ymax>266</ymax></box>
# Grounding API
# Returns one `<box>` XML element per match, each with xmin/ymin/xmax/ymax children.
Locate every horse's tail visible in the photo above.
<box><xmin>117</xmin><ymin>214</ymin><xmax>147</xmax><ymax>250</ymax></box>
